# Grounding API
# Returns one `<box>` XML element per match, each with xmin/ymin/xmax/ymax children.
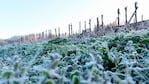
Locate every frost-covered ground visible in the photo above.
<box><xmin>0</xmin><ymin>29</ymin><xmax>149</xmax><ymax>84</ymax></box>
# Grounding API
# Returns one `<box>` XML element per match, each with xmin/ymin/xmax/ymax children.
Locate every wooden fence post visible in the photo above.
<box><xmin>79</xmin><ymin>21</ymin><xmax>81</xmax><ymax>34</ymax></box>
<box><xmin>42</xmin><ymin>32</ymin><xmax>44</xmax><ymax>40</ymax></box>
<box><xmin>35</xmin><ymin>34</ymin><xmax>38</xmax><ymax>41</ymax></box>
<box><xmin>101</xmin><ymin>14</ymin><xmax>104</xmax><ymax>28</ymax></box>
<box><xmin>135</xmin><ymin>2</ymin><xmax>138</xmax><ymax>23</ymax></box>
<box><xmin>142</xmin><ymin>15</ymin><xmax>143</xmax><ymax>21</ymax></box>
<box><xmin>117</xmin><ymin>8</ymin><xmax>120</xmax><ymax>26</ymax></box>
<box><xmin>125</xmin><ymin>7</ymin><xmax>127</xmax><ymax>24</ymax></box>
<box><xmin>33</xmin><ymin>34</ymin><xmax>35</xmax><ymax>41</ymax></box>
<box><xmin>20</xmin><ymin>36</ymin><xmax>23</xmax><ymax>43</ymax></box>
<box><xmin>58</xmin><ymin>27</ymin><xmax>60</xmax><ymax>37</ymax></box>
<box><xmin>89</xmin><ymin>19</ymin><xmax>91</xmax><ymax>32</ymax></box>
<box><xmin>65</xmin><ymin>32</ymin><xmax>67</xmax><ymax>37</ymax></box>
<box><xmin>70</xmin><ymin>24</ymin><xmax>73</xmax><ymax>35</ymax></box>
<box><xmin>48</xmin><ymin>29</ymin><xmax>51</xmax><ymax>39</ymax></box>
<box><xmin>128</xmin><ymin>2</ymin><xmax>138</xmax><ymax>24</ymax></box>
<box><xmin>68</xmin><ymin>24</ymin><xmax>70</xmax><ymax>36</ymax></box>
<box><xmin>39</xmin><ymin>33</ymin><xmax>42</xmax><ymax>40</ymax></box>
<box><xmin>84</xmin><ymin>21</ymin><xmax>86</xmax><ymax>32</ymax></box>
<box><xmin>45</xmin><ymin>30</ymin><xmax>47</xmax><ymax>39</ymax></box>
<box><xmin>135</xmin><ymin>2</ymin><xmax>138</xmax><ymax>30</ymax></box>
<box><xmin>97</xmin><ymin>17</ymin><xmax>99</xmax><ymax>31</ymax></box>
<box><xmin>55</xmin><ymin>28</ymin><xmax>57</xmax><ymax>37</ymax></box>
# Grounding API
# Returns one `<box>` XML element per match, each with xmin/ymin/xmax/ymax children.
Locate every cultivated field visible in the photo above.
<box><xmin>0</xmin><ymin>29</ymin><xmax>149</xmax><ymax>84</ymax></box>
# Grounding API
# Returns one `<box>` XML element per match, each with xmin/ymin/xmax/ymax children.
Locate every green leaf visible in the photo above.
<box><xmin>103</xmin><ymin>53</ymin><xmax>116</xmax><ymax>71</ymax></box>
<box><xmin>48</xmin><ymin>38</ymin><xmax>68</xmax><ymax>44</ymax></box>
<box><xmin>20</xmin><ymin>67</ymin><xmax>26</xmax><ymax>73</ymax></box>
<box><xmin>92</xmin><ymin>69</ymin><xmax>97</xmax><ymax>76</ymax></box>
<box><xmin>67</xmin><ymin>50</ymin><xmax>76</xmax><ymax>56</ymax></box>
<box><xmin>140</xmin><ymin>37</ymin><xmax>149</xmax><ymax>44</ymax></box>
<box><xmin>13</xmin><ymin>81</ymin><xmax>19</xmax><ymax>84</ymax></box>
<box><xmin>45</xmin><ymin>79</ymin><xmax>55</xmax><ymax>84</ymax></box>
<box><xmin>124</xmin><ymin>29</ymin><xmax>130</xmax><ymax>34</ymax></box>
<box><xmin>61</xmin><ymin>50</ymin><xmax>65</xmax><ymax>57</ymax></box>
<box><xmin>3</xmin><ymin>71</ymin><xmax>12</xmax><ymax>78</ymax></box>
<box><xmin>100</xmin><ymin>47</ymin><xmax>106</xmax><ymax>53</ymax></box>
<box><xmin>70</xmin><ymin>71</ymin><xmax>79</xmax><ymax>80</ymax></box>
<box><xmin>72</xmin><ymin>76</ymin><xmax>80</xmax><ymax>84</ymax></box>
<box><xmin>42</xmin><ymin>71</ymin><xmax>50</xmax><ymax>77</ymax></box>
<box><xmin>128</xmin><ymin>35</ymin><xmax>141</xmax><ymax>43</ymax></box>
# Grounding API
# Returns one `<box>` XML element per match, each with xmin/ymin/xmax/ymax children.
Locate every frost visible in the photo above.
<box><xmin>0</xmin><ymin>29</ymin><xmax>149</xmax><ymax>83</ymax></box>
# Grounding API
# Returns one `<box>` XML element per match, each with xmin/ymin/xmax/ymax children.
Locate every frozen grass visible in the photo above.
<box><xmin>0</xmin><ymin>29</ymin><xmax>149</xmax><ymax>84</ymax></box>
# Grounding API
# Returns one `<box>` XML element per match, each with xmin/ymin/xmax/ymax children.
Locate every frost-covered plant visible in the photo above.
<box><xmin>0</xmin><ymin>29</ymin><xmax>149</xmax><ymax>84</ymax></box>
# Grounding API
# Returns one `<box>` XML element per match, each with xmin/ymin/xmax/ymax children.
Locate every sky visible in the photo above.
<box><xmin>0</xmin><ymin>0</ymin><xmax>149</xmax><ymax>39</ymax></box>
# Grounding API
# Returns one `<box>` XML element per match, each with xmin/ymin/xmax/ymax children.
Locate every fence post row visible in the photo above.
<box><xmin>8</xmin><ymin>2</ymin><xmax>141</xmax><ymax>44</ymax></box>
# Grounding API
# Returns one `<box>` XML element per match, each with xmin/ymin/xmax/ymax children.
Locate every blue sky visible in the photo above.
<box><xmin>0</xmin><ymin>0</ymin><xmax>148</xmax><ymax>39</ymax></box>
